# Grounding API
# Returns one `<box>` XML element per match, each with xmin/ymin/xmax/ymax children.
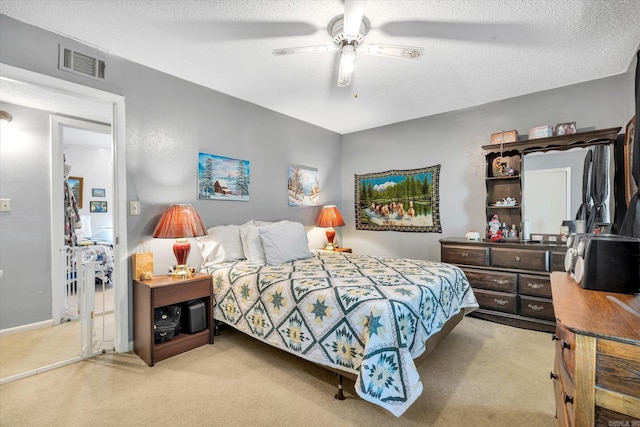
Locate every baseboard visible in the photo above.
<box><xmin>0</xmin><ymin>319</ymin><xmax>53</xmax><ymax>337</ymax></box>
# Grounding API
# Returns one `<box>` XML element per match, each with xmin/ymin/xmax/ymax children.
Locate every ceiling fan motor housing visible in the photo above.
<box><xmin>328</xmin><ymin>15</ymin><xmax>370</xmax><ymax>46</ymax></box>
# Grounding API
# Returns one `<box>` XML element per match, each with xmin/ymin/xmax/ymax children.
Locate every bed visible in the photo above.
<box><xmin>198</xmin><ymin>220</ymin><xmax>478</xmax><ymax>417</ymax></box>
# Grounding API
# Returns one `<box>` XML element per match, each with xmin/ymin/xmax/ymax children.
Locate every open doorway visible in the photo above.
<box><xmin>0</xmin><ymin>63</ymin><xmax>128</xmax><ymax>384</ymax></box>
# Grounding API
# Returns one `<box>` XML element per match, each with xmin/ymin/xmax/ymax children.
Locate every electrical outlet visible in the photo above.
<box><xmin>129</xmin><ymin>201</ymin><xmax>141</xmax><ymax>216</ymax></box>
<box><xmin>0</xmin><ymin>199</ymin><xmax>10</xmax><ymax>212</ymax></box>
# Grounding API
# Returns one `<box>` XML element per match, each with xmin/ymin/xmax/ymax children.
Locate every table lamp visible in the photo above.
<box><xmin>153</xmin><ymin>204</ymin><xmax>207</xmax><ymax>278</ymax></box>
<box><xmin>316</xmin><ymin>205</ymin><xmax>345</xmax><ymax>250</ymax></box>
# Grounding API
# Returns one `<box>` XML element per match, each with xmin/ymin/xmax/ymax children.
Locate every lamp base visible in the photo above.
<box><xmin>324</xmin><ymin>227</ymin><xmax>337</xmax><ymax>251</ymax></box>
<box><xmin>324</xmin><ymin>242</ymin><xmax>337</xmax><ymax>251</ymax></box>
<box><xmin>172</xmin><ymin>264</ymin><xmax>192</xmax><ymax>278</ymax></box>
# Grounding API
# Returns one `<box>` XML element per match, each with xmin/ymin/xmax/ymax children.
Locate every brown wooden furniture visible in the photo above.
<box><xmin>550</xmin><ymin>272</ymin><xmax>640</xmax><ymax>426</ymax></box>
<box><xmin>318</xmin><ymin>247</ymin><xmax>352</xmax><ymax>253</ymax></box>
<box><xmin>333</xmin><ymin>247</ymin><xmax>352</xmax><ymax>253</ymax></box>
<box><xmin>133</xmin><ymin>273</ymin><xmax>214</xmax><ymax>366</ymax></box>
<box><xmin>482</xmin><ymin>127</ymin><xmax>620</xmax><ymax>237</ymax></box>
<box><xmin>440</xmin><ymin>238</ymin><xmax>566</xmax><ymax>332</ymax></box>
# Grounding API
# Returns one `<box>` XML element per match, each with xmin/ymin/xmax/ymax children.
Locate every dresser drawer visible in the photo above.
<box><xmin>519</xmin><ymin>295</ymin><xmax>555</xmax><ymax>321</ymax></box>
<box><xmin>555</xmin><ymin>323</ymin><xmax>576</xmax><ymax>375</ymax></box>
<box><xmin>491</xmin><ymin>247</ymin><xmax>549</xmax><ymax>271</ymax></box>
<box><xmin>441</xmin><ymin>245</ymin><xmax>489</xmax><ymax>266</ymax></box>
<box><xmin>550</xmin><ymin>250</ymin><xmax>567</xmax><ymax>272</ymax></box>
<box><xmin>518</xmin><ymin>274</ymin><xmax>551</xmax><ymax>298</ymax></box>
<box><xmin>462</xmin><ymin>268</ymin><xmax>516</xmax><ymax>292</ymax></box>
<box><xmin>473</xmin><ymin>289</ymin><xmax>517</xmax><ymax>313</ymax></box>
<box><xmin>556</xmin><ymin>351</ymin><xmax>576</xmax><ymax>427</ymax></box>
<box><xmin>552</xmin><ymin>356</ymin><xmax>571</xmax><ymax>427</ymax></box>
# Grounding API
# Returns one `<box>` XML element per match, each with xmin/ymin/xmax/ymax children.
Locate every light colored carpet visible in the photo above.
<box><xmin>0</xmin><ymin>316</ymin><xmax>556</xmax><ymax>426</ymax></box>
<box><xmin>0</xmin><ymin>285</ymin><xmax>115</xmax><ymax>380</ymax></box>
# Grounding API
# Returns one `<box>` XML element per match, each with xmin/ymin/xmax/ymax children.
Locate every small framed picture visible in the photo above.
<box><xmin>90</xmin><ymin>201</ymin><xmax>107</xmax><ymax>213</ymax></box>
<box><xmin>92</xmin><ymin>188</ymin><xmax>106</xmax><ymax>197</ymax></box>
<box><xmin>68</xmin><ymin>176</ymin><xmax>83</xmax><ymax>209</ymax></box>
<box><xmin>592</xmin><ymin>223</ymin><xmax>611</xmax><ymax>234</ymax></box>
<box><xmin>554</xmin><ymin>122</ymin><xmax>576</xmax><ymax>136</ymax></box>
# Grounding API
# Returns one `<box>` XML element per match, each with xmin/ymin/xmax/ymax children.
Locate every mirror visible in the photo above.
<box><xmin>523</xmin><ymin>146</ymin><xmax>614</xmax><ymax>235</ymax></box>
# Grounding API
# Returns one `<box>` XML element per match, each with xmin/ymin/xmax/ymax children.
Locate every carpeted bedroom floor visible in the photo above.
<box><xmin>0</xmin><ymin>316</ymin><xmax>556</xmax><ymax>426</ymax></box>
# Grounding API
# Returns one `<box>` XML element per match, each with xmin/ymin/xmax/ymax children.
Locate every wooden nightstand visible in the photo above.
<box><xmin>318</xmin><ymin>247</ymin><xmax>352</xmax><ymax>253</ymax></box>
<box><xmin>133</xmin><ymin>273</ymin><xmax>214</xmax><ymax>366</ymax></box>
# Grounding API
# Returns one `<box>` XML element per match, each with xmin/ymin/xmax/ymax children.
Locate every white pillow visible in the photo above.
<box><xmin>259</xmin><ymin>221</ymin><xmax>313</xmax><ymax>265</ymax></box>
<box><xmin>240</xmin><ymin>222</ymin><xmax>266</xmax><ymax>265</ymax></box>
<box><xmin>196</xmin><ymin>224</ymin><xmax>244</xmax><ymax>267</ymax></box>
<box><xmin>76</xmin><ymin>215</ymin><xmax>92</xmax><ymax>239</ymax></box>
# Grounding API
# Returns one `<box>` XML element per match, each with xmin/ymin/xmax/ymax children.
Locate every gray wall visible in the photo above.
<box><xmin>341</xmin><ymin>75</ymin><xmax>632</xmax><ymax>261</ymax></box>
<box><xmin>0</xmin><ymin>16</ymin><xmax>341</xmax><ymax>329</ymax></box>
<box><xmin>0</xmin><ymin>102</ymin><xmax>53</xmax><ymax>328</ymax></box>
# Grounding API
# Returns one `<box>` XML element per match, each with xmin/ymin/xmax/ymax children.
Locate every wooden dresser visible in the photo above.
<box><xmin>550</xmin><ymin>272</ymin><xmax>640</xmax><ymax>426</ymax></box>
<box><xmin>440</xmin><ymin>238</ymin><xmax>566</xmax><ymax>332</ymax></box>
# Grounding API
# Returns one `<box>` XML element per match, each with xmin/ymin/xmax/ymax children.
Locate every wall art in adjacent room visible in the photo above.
<box><xmin>90</xmin><ymin>201</ymin><xmax>107</xmax><ymax>213</ymax></box>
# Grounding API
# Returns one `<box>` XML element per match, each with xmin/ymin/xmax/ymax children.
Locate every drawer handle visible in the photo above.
<box><xmin>561</xmin><ymin>340</ymin><xmax>570</xmax><ymax>350</ymax></box>
<box><xmin>528</xmin><ymin>304</ymin><xmax>544</xmax><ymax>311</ymax></box>
<box><xmin>552</xmin><ymin>334</ymin><xmax>559</xmax><ymax>341</ymax></box>
<box><xmin>159</xmin><ymin>332</ymin><xmax>167</xmax><ymax>337</ymax></box>
<box><xmin>527</xmin><ymin>283</ymin><xmax>544</xmax><ymax>290</ymax></box>
<box><xmin>494</xmin><ymin>299</ymin><xmax>509</xmax><ymax>305</ymax></box>
<box><xmin>461</xmin><ymin>252</ymin><xmax>469</xmax><ymax>257</ymax></box>
<box><xmin>514</xmin><ymin>256</ymin><xmax>521</xmax><ymax>262</ymax></box>
<box><xmin>494</xmin><ymin>279</ymin><xmax>509</xmax><ymax>285</ymax></box>
<box><xmin>550</xmin><ymin>371</ymin><xmax>558</xmax><ymax>380</ymax></box>
<box><xmin>563</xmin><ymin>392</ymin><xmax>574</xmax><ymax>405</ymax></box>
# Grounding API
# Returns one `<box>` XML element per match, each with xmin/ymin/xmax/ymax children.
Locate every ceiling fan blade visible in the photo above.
<box><xmin>343</xmin><ymin>0</ymin><xmax>367</xmax><ymax>38</ymax></box>
<box><xmin>379</xmin><ymin>21</ymin><xmax>538</xmax><ymax>44</ymax></box>
<box><xmin>273</xmin><ymin>45</ymin><xmax>336</xmax><ymax>56</ymax></box>
<box><xmin>360</xmin><ymin>44</ymin><xmax>424</xmax><ymax>59</ymax></box>
<box><xmin>337</xmin><ymin>45</ymin><xmax>356</xmax><ymax>87</ymax></box>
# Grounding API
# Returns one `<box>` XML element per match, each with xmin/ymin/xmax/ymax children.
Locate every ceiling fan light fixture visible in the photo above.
<box><xmin>338</xmin><ymin>44</ymin><xmax>356</xmax><ymax>87</ymax></box>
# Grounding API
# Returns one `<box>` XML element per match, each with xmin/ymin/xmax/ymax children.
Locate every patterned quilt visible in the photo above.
<box><xmin>76</xmin><ymin>238</ymin><xmax>114</xmax><ymax>283</ymax></box>
<box><xmin>204</xmin><ymin>251</ymin><xmax>478</xmax><ymax>416</ymax></box>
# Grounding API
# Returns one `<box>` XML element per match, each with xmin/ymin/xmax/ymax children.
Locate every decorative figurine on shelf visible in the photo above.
<box><xmin>509</xmin><ymin>224</ymin><xmax>518</xmax><ymax>239</ymax></box>
<box><xmin>487</xmin><ymin>214</ymin><xmax>501</xmax><ymax>239</ymax></box>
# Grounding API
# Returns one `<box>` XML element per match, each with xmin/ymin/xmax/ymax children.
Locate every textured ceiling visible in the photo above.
<box><xmin>1</xmin><ymin>0</ymin><xmax>639</xmax><ymax>134</ymax></box>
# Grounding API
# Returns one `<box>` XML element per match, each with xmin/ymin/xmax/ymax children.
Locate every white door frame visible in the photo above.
<box><xmin>51</xmin><ymin>116</ymin><xmax>111</xmax><ymax>325</ymax></box>
<box><xmin>0</xmin><ymin>63</ymin><xmax>129</xmax><ymax>353</ymax></box>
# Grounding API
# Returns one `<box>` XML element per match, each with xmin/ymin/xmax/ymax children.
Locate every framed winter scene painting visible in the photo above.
<box><xmin>198</xmin><ymin>152</ymin><xmax>250</xmax><ymax>201</ymax></box>
<box><xmin>355</xmin><ymin>164</ymin><xmax>441</xmax><ymax>232</ymax></box>
<box><xmin>288</xmin><ymin>165</ymin><xmax>319</xmax><ymax>207</ymax></box>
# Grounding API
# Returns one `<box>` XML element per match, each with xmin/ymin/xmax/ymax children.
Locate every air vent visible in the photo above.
<box><xmin>59</xmin><ymin>45</ymin><xmax>106</xmax><ymax>81</ymax></box>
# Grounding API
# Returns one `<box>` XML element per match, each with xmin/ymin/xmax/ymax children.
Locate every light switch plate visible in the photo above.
<box><xmin>0</xmin><ymin>199</ymin><xmax>11</xmax><ymax>212</ymax></box>
<box><xmin>129</xmin><ymin>201</ymin><xmax>141</xmax><ymax>216</ymax></box>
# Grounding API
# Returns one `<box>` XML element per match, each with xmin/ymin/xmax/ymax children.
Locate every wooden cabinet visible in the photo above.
<box><xmin>440</xmin><ymin>238</ymin><xmax>566</xmax><ymax>332</ymax></box>
<box><xmin>550</xmin><ymin>272</ymin><xmax>640</xmax><ymax>426</ymax></box>
<box><xmin>481</xmin><ymin>127</ymin><xmax>620</xmax><ymax>238</ymax></box>
<box><xmin>133</xmin><ymin>273</ymin><xmax>214</xmax><ymax>366</ymax></box>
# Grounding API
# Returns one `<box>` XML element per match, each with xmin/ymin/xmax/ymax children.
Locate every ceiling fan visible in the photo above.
<box><xmin>272</xmin><ymin>0</ymin><xmax>424</xmax><ymax>87</ymax></box>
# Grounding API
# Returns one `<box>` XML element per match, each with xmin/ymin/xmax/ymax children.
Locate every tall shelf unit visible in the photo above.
<box><xmin>481</xmin><ymin>127</ymin><xmax>621</xmax><ymax>237</ymax></box>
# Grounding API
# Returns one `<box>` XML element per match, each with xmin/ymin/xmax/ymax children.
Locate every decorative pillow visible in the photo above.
<box><xmin>259</xmin><ymin>221</ymin><xmax>313</xmax><ymax>265</ymax></box>
<box><xmin>196</xmin><ymin>224</ymin><xmax>244</xmax><ymax>267</ymax></box>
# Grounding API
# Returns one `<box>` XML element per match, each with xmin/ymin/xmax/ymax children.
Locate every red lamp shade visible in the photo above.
<box><xmin>316</xmin><ymin>205</ymin><xmax>345</xmax><ymax>250</ymax></box>
<box><xmin>153</xmin><ymin>204</ymin><xmax>207</xmax><ymax>277</ymax></box>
